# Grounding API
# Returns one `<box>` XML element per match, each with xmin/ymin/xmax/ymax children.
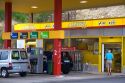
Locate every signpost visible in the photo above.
<box><xmin>17</xmin><ymin>39</ymin><xmax>25</xmax><ymax>48</ymax></box>
<box><xmin>11</xmin><ymin>32</ymin><xmax>18</xmax><ymax>39</ymax></box>
<box><xmin>2</xmin><ymin>31</ymin><xmax>64</xmax><ymax>40</ymax></box>
<box><xmin>40</xmin><ymin>32</ymin><xmax>49</xmax><ymax>38</ymax></box>
<box><xmin>20</xmin><ymin>32</ymin><xmax>28</xmax><ymax>39</ymax></box>
<box><xmin>30</xmin><ymin>32</ymin><xmax>38</xmax><ymax>39</ymax></box>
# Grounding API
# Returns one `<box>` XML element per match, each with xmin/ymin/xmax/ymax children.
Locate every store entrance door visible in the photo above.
<box><xmin>102</xmin><ymin>44</ymin><xmax>121</xmax><ymax>73</ymax></box>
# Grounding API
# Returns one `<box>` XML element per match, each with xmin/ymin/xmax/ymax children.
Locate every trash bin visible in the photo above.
<box><xmin>47</xmin><ymin>60</ymin><xmax>53</xmax><ymax>74</ymax></box>
<box><xmin>61</xmin><ymin>52</ymin><xmax>73</xmax><ymax>74</ymax></box>
<box><xmin>62</xmin><ymin>60</ymin><xmax>71</xmax><ymax>74</ymax></box>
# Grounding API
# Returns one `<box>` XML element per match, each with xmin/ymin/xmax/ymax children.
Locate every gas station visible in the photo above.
<box><xmin>1</xmin><ymin>0</ymin><xmax>125</xmax><ymax>76</ymax></box>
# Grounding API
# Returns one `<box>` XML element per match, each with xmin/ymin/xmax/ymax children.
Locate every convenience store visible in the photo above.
<box><xmin>7</xmin><ymin>17</ymin><xmax>124</xmax><ymax>73</ymax></box>
<box><xmin>1</xmin><ymin>0</ymin><xmax>125</xmax><ymax>75</ymax></box>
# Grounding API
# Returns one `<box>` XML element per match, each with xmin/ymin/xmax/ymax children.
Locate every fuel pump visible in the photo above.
<box><xmin>29</xmin><ymin>47</ymin><xmax>43</xmax><ymax>73</ymax></box>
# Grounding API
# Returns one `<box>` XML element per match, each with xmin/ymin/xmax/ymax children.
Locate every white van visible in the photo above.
<box><xmin>0</xmin><ymin>49</ymin><xmax>30</xmax><ymax>78</ymax></box>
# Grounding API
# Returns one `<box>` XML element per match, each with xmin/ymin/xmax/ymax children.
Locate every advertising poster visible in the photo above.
<box><xmin>17</xmin><ymin>40</ymin><xmax>25</xmax><ymax>48</ymax></box>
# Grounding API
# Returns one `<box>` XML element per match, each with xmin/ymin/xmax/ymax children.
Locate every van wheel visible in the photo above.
<box><xmin>1</xmin><ymin>68</ymin><xmax>9</xmax><ymax>78</ymax></box>
<box><xmin>19</xmin><ymin>72</ymin><xmax>27</xmax><ymax>77</ymax></box>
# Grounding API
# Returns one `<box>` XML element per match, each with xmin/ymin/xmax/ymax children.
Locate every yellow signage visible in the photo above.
<box><xmin>14</xmin><ymin>18</ymin><xmax>125</xmax><ymax>31</ymax></box>
<box><xmin>49</xmin><ymin>30</ymin><xmax>64</xmax><ymax>39</ymax></box>
<box><xmin>14</xmin><ymin>23</ymin><xmax>54</xmax><ymax>31</ymax></box>
<box><xmin>62</xmin><ymin>20</ymin><xmax>93</xmax><ymax>29</ymax></box>
<box><xmin>2</xmin><ymin>31</ymin><xmax>64</xmax><ymax>40</ymax></box>
<box><xmin>92</xmin><ymin>18</ymin><xmax>123</xmax><ymax>27</ymax></box>
<box><xmin>2</xmin><ymin>32</ymin><xmax>11</xmax><ymax>40</ymax></box>
<box><xmin>123</xmin><ymin>18</ymin><xmax>125</xmax><ymax>25</ymax></box>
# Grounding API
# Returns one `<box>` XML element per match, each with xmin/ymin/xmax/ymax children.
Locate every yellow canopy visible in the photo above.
<box><xmin>0</xmin><ymin>0</ymin><xmax>125</xmax><ymax>13</ymax></box>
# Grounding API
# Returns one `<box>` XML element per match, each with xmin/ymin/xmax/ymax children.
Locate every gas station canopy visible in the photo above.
<box><xmin>0</xmin><ymin>0</ymin><xmax>125</xmax><ymax>13</ymax></box>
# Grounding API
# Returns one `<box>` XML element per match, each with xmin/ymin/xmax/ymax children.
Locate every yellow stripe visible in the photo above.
<box><xmin>14</xmin><ymin>18</ymin><xmax>125</xmax><ymax>31</ymax></box>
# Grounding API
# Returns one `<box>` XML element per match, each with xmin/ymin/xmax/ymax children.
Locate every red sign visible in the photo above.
<box><xmin>62</xmin><ymin>47</ymin><xmax>76</xmax><ymax>51</ymax></box>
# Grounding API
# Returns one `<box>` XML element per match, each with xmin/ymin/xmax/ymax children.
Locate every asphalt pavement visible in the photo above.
<box><xmin>42</xmin><ymin>76</ymin><xmax>125</xmax><ymax>83</ymax></box>
<box><xmin>0</xmin><ymin>72</ymin><xmax>125</xmax><ymax>83</ymax></box>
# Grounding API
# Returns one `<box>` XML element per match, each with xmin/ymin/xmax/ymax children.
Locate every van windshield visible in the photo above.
<box><xmin>20</xmin><ymin>51</ymin><xmax>28</xmax><ymax>59</ymax></box>
<box><xmin>12</xmin><ymin>51</ymin><xmax>20</xmax><ymax>60</ymax></box>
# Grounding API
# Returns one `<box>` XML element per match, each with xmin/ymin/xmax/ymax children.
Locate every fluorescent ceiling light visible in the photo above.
<box><xmin>80</xmin><ymin>0</ymin><xmax>88</xmax><ymax>4</ymax></box>
<box><xmin>31</xmin><ymin>6</ymin><xmax>38</xmax><ymax>9</ymax></box>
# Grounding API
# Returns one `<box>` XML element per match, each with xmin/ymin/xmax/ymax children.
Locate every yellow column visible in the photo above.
<box><xmin>18</xmin><ymin>32</ymin><xmax>20</xmax><ymax>39</ymax></box>
<box><xmin>122</xmin><ymin>36</ymin><xmax>123</xmax><ymax>71</ymax></box>
<box><xmin>28</xmin><ymin>32</ymin><xmax>30</xmax><ymax>39</ymax></box>
<box><xmin>68</xmin><ymin>38</ymin><xmax>71</xmax><ymax>47</ymax></box>
<box><xmin>98</xmin><ymin>37</ymin><xmax>102</xmax><ymax>72</ymax></box>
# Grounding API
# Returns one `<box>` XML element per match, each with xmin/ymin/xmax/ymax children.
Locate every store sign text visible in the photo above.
<box><xmin>98</xmin><ymin>20</ymin><xmax>116</xmax><ymax>26</ymax></box>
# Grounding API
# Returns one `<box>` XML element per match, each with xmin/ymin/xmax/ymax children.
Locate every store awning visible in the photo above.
<box><xmin>0</xmin><ymin>0</ymin><xmax>125</xmax><ymax>13</ymax></box>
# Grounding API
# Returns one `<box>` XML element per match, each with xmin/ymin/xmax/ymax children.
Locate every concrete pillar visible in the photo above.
<box><xmin>30</xmin><ymin>13</ymin><xmax>33</xmax><ymax>23</ymax></box>
<box><xmin>4</xmin><ymin>2</ymin><xmax>12</xmax><ymax>48</ymax></box>
<box><xmin>53</xmin><ymin>0</ymin><xmax>62</xmax><ymax>76</ymax></box>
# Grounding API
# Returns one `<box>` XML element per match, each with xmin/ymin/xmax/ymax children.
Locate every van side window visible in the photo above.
<box><xmin>12</xmin><ymin>51</ymin><xmax>19</xmax><ymax>60</ymax></box>
<box><xmin>0</xmin><ymin>51</ymin><xmax>8</xmax><ymax>60</ymax></box>
<box><xmin>0</xmin><ymin>52</ymin><xmax>2</xmax><ymax>60</ymax></box>
<box><xmin>20</xmin><ymin>51</ymin><xmax>28</xmax><ymax>59</ymax></box>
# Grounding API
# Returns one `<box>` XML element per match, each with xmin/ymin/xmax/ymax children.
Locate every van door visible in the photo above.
<box><xmin>0</xmin><ymin>51</ymin><xmax>10</xmax><ymax>68</ymax></box>
<box><xmin>20</xmin><ymin>51</ymin><xmax>29</xmax><ymax>72</ymax></box>
<box><xmin>11</xmin><ymin>51</ymin><xmax>21</xmax><ymax>71</ymax></box>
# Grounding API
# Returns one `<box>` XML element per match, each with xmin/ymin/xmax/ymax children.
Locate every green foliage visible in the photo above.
<box><xmin>0</xmin><ymin>35</ymin><xmax>3</xmax><ymax>48</ymax></box>
<box><xmin>0</xmin><ymin>10</ymin><xmax>52</xmax><ymax>23</ymax></box>
<box><xmin>0</xmin><ymin>10</ymin><xmax>4</xmax><ymax>21</ymax></box>
<box><xmin>34</xmin><ymin>12</ymin><xmax>52</xmax><ymax>22</ymax></box>
<box><xmin>0</xmin><ymin>36</ymin><xmax>3</xmax><ymax>48</ymax></box>
<box><xmin>12</xmin><ymin>12</ymin><xmax>29</xmax><ymax>23</ymax></box>
<box><xmin>0</xmin><ymin>10</ymin><xmax>29</xmax><ymax>22</ymax></box>
<box><xmin>0</xmin><ymin>37</ymin><xmax>3</xmax><ymax>43</ymax></box>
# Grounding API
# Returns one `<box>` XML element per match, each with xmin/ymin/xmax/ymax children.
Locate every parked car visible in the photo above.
<box><xmin>0</xmin><ymin>49</ymin><xmax>30</xmax><ymax>78</ymax></box>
